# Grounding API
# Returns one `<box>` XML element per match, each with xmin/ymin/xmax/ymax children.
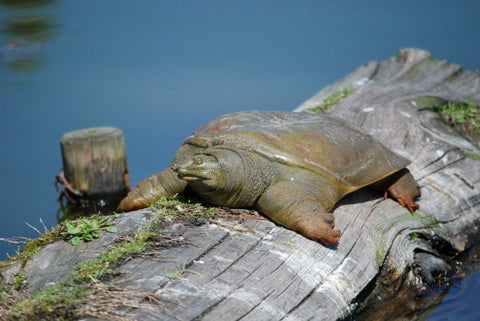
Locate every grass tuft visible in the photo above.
<box><xmin>436</xmin><ymin>101</ymin><xmax>479</xmax><ymax>132</ymax></box>
<box><xmin>151</xmin><ymin>195</ymin><xmax>218</xmax><ymax>224</ymax></box>
<box><xmin>307</xmin><ymin>86</ymin><xmax>354</xmax><ymax>113</ymax></box>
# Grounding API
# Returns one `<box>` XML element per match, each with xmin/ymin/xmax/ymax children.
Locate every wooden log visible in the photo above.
<box><xmin>59</xmin><ymin>127</ymin><xmax>130</xmax><ymax>197</ymax></box>
<box><xmin>2</xmin><ymin>49</ymin><xmax>479</xmax><ymax>320</ymax></box>
<box><xmin>130</xmin><ymin>49</ymin><xmax>478</xmax><ymax>320</ymax></box>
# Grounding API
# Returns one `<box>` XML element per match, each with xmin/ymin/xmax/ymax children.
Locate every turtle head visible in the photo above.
<box><xmin>174</xmin><ymin>153</ymin><xmax>221</xmax><ymax>191</ymax></box>
<box><xmin>172</xmin><ymin>146</ymin><xmax>270</xmax><ymax>207</ymax></box>
<box><xmin>172</xmin><ymin>148</ymin><xmax>243</xmax><ymax>197</ymax></box>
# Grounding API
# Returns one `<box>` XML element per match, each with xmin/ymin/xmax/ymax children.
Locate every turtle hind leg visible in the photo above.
<box><xmin>373</xmin><ymin>168</ymin><xmax>421</xmax><ymax>213</ymax></box>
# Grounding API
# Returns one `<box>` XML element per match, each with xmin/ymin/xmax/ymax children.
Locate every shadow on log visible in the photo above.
<box><xmin>1</xmin><ymin>48</ymin><xmax>479</xmax><ymax>320</ymax></box>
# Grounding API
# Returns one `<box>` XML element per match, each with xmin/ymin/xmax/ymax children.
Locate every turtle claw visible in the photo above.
<box><xmin>406</xmin><ymin>201</ymin><xmax>420</xmax><ymax>213</ymax></box>
<box><xmin>298</xmin><ymin>221</ymin><xmax>341</xmax><ymax>246</ymax></box>
<box><xmin>293</xmin><ymin>209</ymin><xmax>342</xmax><ymax>246</ymax></box>
<box><xmin>394</xmin><ymin>195</ymin><xmax>420</xmax><ymax>213</ymax></box>
<box><xmin>388</xmin><ymin>190</ymin><xmax>420</xmax><ymax>213</ymax></box>
<box><xmin>318</xmin><ymin>229</ymin><xmax>341</xmax><ymax>247</ymax></box>
<box><xmin>385</xmin><ymin>170</ymin><xmax>421</xmax><ymax>213</ymax></box>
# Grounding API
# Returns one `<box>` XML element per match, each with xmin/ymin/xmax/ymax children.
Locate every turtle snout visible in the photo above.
<box><xmin>172</xmin><ymin>160</ymin><xmax>204</xmax><ymax>182</ymax></box>
<box><xmin>172</xmin><ymin>161</ymin><xmax>190</xmax><ymax>176</ymax></box>
<box><xmin>172</xmin><ymin>154</ymin><xmax>218</xmax><ymax>182</ymax></box>
<box><xmin>171</xmin><ymin>162</ymin><xmax>181</xmax><ymax>172</ymax></box>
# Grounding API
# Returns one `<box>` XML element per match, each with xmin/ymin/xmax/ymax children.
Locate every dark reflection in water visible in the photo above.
<box><xmin>0</xmin><ymin>0</ymin><xmax>56</xmax><ymax>71</ymax></box>
<box><xmin>0</xmin><ymin>0</ymin><xmax>55</xmax><ymax>9</ymax></box>
<box><xmin>55</xmin><ymin>191</ymin><xmax>127</xmax><ymax>222</ymax></box>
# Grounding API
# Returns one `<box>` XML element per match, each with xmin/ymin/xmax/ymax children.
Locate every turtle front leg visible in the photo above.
<box><xmin>293</xmin><ymin>205</ymin><xmax>341</xmax><ymax>246</ymax></box>
<box><xmin>256</xmin><ymin>182</ymin><xmax>341</xmax><ymax>246</ymax></box>
<box><xmin>117</xmin><ymin>167</ymin><xmax>187</xmax><ymax>212</ymax></box>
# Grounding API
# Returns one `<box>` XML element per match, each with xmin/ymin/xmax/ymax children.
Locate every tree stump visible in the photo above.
<box><xmin>59</xmin><ymin>127</ymin><xmax>130</xmax><ymax>197</ymax></box>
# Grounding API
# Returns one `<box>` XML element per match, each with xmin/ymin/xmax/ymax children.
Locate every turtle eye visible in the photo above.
<box><xmin>193</xmin><ymin>157</ymin><xmax>203</xmax><ymax>165</ymax></box>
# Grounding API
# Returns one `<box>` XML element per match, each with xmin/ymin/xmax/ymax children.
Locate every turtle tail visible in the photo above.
<box><xmin>117</xmin><ymin>167</ymin><xmax>187</xmax><ymax>212</ymax></box>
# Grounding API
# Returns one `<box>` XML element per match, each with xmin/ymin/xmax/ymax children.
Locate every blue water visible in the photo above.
<box><xmin>1</xmin><ymin>1</ymin><xmax>479</xmax><ymax>319</ymax></box>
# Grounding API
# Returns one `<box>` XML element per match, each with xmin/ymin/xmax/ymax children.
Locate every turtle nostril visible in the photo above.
<box><xmin>172</xmin><ymin>163</ymin><xmax>187</xmax><ymax>174</ymax></box>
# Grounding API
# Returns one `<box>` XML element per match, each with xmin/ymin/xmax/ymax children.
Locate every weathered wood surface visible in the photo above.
<box><xmin>2</xmin><ymin>48</ymin><xmax>480</xmax><ymax>321</ymax></box>
<box><xmin>59</xmin><ymin>126</ymin><xmax>130</xmax><ymax>195</ymax></box>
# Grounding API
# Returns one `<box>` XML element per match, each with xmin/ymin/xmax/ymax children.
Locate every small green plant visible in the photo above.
<box><xmin>307</xmin><ymin>86</ymin><xmax>354</xmax><ymax>113</ymax></box>
<box><xmin>151</xmin><ymin>195</ymin><xmax>218</xmax><ymax>223</ymax></box>
<box><xmin>437</xmin><ymin>101</ymin><xmax>480</xmax><ymax>132</ymax></box>
<box><xmin>410</xmin><ymin>232</ymin><xmax>420</xmax><ymax>240</ymax></box>
<box><xmin>164</xmin><ymin>262</ymin><xmax>201</xmax><ymax>281</ymax></box>
<box><xmin>205</xmin><ymin>207</ymin><xmax>216</xmax><ymax>216</ymax></box>
<box><xmin>71</xmin><ymin>229</ymin><xmax>152</xmax><ymax>282</ymax></box>
<box><xmin>8</xmin><ymin>282</ymin><xmax>88</xmax><ymax>320</ymax></box>
<box><xmin>1</xmin><ymin>285</ymin><xmax>12</xmax><ymax>295</ymax></box>
<box><xmin>12</xmin><ymin>271</ymin><xmax>28</xmax><ymax>291</ymax></box>
<box><xmin>64</xmin><ymin>215</ymin><xmax>118</xmax><ymax>246</ymax></box>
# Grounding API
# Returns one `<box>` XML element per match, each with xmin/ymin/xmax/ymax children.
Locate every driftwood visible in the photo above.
<box><xmin>1</xmin><ymin>48</ymin><xmax>479</xmax><ymax>320</ymax></box>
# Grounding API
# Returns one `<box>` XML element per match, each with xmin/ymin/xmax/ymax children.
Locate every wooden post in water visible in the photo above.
<box><xmin>59</xmin><ymin>127</ymin><xmax>130</xmax><ymax>199</ymax></box>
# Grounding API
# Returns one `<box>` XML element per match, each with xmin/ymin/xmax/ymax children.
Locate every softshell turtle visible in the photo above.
<box><xmin>118</xmin><ymin>111</ymin><xmax>420</xmax><ymax>245</ymax></box>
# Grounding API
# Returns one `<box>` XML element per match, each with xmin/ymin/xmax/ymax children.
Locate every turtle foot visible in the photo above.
<box><xmin>319</xmin><ymin>229</ymin><xmax>341</xmax><ymax>246</ymax></box>
<box><xmin>296</xmin><ymin>217</ymin><xmax>341</xmax><ymax>246</ymax></box>
<box><xmin>386</xmin><ymin>169</ymin><xmax>421</xmax><ymax>213</ymax></box>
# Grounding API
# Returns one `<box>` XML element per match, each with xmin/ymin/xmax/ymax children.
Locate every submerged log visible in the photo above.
<box><xmin>58</xmin><ymin>127</ymin><xmax>130</xmax><ymax>197</ymax></box>
<box><xmin>1</xmin><ymin>49</ymin><xmax>479</xmax><ymax>320</ymax></box>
